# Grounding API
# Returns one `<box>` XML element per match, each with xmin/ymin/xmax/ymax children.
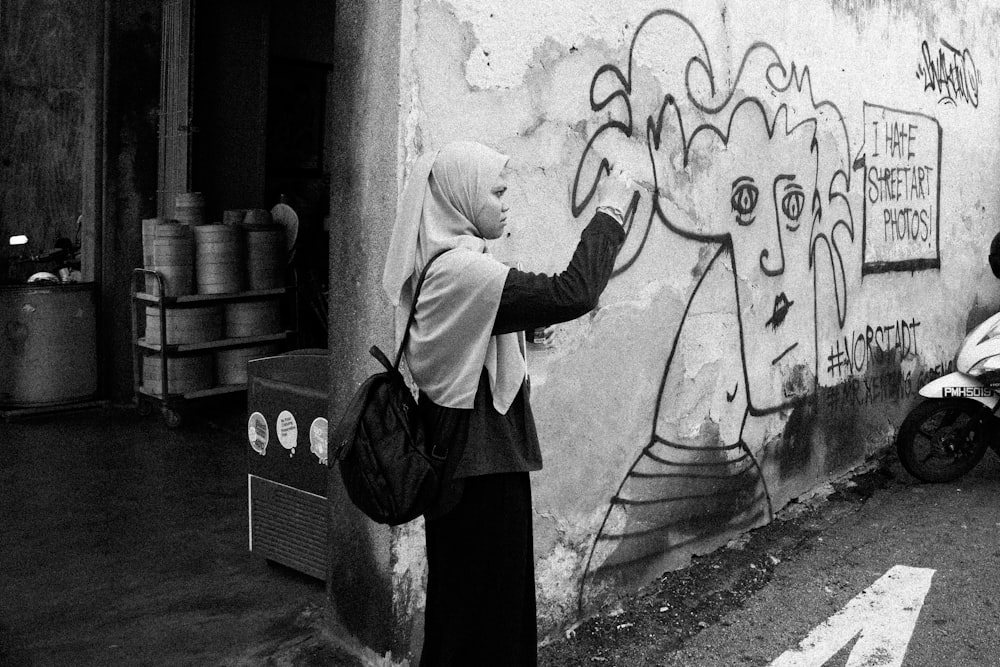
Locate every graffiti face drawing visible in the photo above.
<box><xmin>569</xmin><ymin>10</ymin><xmax>858</xmax><ymax>613</ymax></box>
<box><xmin>688</xmin><ymin>102</ymin><xmax>819</xmax><ymax>413</ymax></box>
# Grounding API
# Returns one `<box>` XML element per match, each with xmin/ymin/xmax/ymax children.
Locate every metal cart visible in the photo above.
<box><xmin>130</xmin><ymin>268</ymin><xmax>297</xmax><ymax>427</ymax></box>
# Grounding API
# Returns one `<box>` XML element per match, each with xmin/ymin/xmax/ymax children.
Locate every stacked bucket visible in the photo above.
<box><xmin>139</xmin><ymin>193</ymin><xmax>286</xmax><ymax>394</ymax></box>
<box><xmin>219</xmin><ymin>299</ymin><xmax>281</xmax><ymax>385</ymax></box>
<box><xmin>193</xmin><ymin>224</ymin><xmax>243</xmax><ymax>295</ymax></box>
<box><xmin>174</xmin><ymin>192</ymin><xmax>207</xmax><ymax>226</ymax></box>
<box><xmin>240</xmin><ymin>208</ymin><xmax>285</xmax><ymax>290</ymax></box>
<box><xmin>142</xmin><ymin>218</ymin><xmax>194</xmax><ymax>297</ymax></box>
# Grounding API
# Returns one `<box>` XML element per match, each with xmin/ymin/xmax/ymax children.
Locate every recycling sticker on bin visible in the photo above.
<box><xmin>248</xmin><ymin>412</ymin><xmax>268</xmax><ymax>456</ymax></box>
<box><xmin>310</xmin><ymin>417</ymin><xmax>328</xmax><ymax>465</ymax></box>
<box><xmin>277</xmin><ymin>410</ymin><xmax>298</xmax><ymax>456</ymax></box>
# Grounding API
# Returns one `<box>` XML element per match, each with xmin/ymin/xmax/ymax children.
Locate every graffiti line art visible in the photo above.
<box><xmin>569</xmin><ymin>9</ymin><xmax>869</xmax><ymax>612</ymax></box>
<box><xmin>853</xmin><ymin>103</ymin><xmax>941</xmax><ymax>274</ymax></box>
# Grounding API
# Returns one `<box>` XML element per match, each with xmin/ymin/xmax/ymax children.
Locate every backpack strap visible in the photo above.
<box><xmin>391</xmin><ymin>250</ymin><xmax>448</xmax><ymax>371</ymax></box>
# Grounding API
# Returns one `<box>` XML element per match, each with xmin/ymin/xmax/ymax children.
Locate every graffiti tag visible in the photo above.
<box><xmin>825</xmin><ymin>318</ymin><xmax>921</xmax><ymax>379</ymax></box>
<box><xmin>821</xmin><ymin>360</ymin><xmax>953</xmax><ymax>411</ymax></box>
<box><xmin>916</xmin><ymin>39</ymin><xmax>981</xmax><ymax>108</ymax></box>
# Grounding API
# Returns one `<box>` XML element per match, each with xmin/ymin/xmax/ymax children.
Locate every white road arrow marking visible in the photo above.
<box><xmin>769</xmin><ymin>565</ymin><xmax>936</xmax><ymax>667</ymax></box>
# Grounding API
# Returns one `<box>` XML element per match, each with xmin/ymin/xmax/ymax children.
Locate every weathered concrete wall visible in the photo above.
<box><xmin>0</xmin><ymin>0</ymin><xmax>91</xmax><ymax>255</ymax></box>
<box><xmin>383</xmin><ymin>0</ymin><xmax>1000</xmax><ymax>649</ymax></box>
<box><xmin>1</xmin><ymin>0</ymin><xmax>160</xmax><ymax>400</ymax></box>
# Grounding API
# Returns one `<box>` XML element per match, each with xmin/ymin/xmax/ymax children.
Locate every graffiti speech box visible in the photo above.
<box><xmin>855</xmin><ymin>103</ymin><xmax>942</xmax><ymax>274</ymax></box>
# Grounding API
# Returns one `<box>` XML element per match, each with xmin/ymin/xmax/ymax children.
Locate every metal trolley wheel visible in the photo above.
<box><xmin>161</xmin><ymin>405</ymin><xmax>184</xmax><ymax>429</ymax></box>
<box><xmin>135</xmin><ymin>396</ymin><xmax>155</xmax><ymax>418</ymax></box>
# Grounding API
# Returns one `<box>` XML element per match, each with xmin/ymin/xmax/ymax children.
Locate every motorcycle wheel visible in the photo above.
<box><xmin>896</xmin><ymin>398</ymin><xmax>990</xmax><ymax>483</ymax></box>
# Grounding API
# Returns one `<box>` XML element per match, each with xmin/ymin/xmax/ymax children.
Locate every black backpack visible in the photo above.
<box><xmin>331</xmin><ymin>253</ymin><xmax>447</xmax><ymax>525</ymax></box>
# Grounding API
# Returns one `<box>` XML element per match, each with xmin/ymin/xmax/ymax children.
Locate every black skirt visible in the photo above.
<box><xmin>419</xmin><ymin>472</ymin><xmax>537</xmax><ymax>667</ymax></box>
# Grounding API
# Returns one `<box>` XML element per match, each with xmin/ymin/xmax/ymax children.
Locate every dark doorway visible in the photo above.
<box><xmin>180</xmin><ymin>0</ymin><xmax>334</xmax><ymax>349</ymax></box>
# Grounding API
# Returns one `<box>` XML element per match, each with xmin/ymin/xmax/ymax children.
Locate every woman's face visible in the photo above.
<box><xmin>475</xmin><ymin>168</ymin><xmax>510</xmax><ymax>240</ymax></box>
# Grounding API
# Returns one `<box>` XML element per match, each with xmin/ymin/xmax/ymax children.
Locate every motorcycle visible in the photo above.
<box><xmin>896</xmin><ymin>233</ymin><xmax>1000</xmax><ymax>482</ymax></box>
<box><xmin>896</xmin><ymin>312</ymin><xmax>1000</xmax><ymax>482</ymax></box>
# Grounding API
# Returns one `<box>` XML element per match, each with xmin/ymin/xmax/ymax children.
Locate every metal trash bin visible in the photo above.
<box><xmin>0</xmin><ymin>283</ymin><xmax>98</xmax><ymax>409</ymax></box>
<box><xmin>247</xmin><ymin>349</ymin><xmax>329</xmax><ymax>579</ymax></box>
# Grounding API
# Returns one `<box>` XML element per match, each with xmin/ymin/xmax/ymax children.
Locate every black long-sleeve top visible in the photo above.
<box><xmin>418</xmin><ymin>211</ymin><xmax>625</xmax><ymax>507</ymax></box>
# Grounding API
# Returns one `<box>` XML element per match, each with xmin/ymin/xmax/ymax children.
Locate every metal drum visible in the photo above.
<box><xmin>0</xmin><ymin>283</ymin><xmax>98</xmax><ymax>407</ymax></box>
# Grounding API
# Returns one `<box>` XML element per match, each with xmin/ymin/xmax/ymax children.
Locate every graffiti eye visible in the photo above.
<box><xmin>782</xmin><ymin>189</ymin><xmax>805</xmax><ymax>222</ymax></box>
<box><xmin>731</xmin><ymin>182</ymin><xmax>758</xmax><ymax>225</ymax></box>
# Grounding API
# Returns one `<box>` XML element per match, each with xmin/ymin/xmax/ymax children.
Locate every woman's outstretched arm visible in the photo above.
<box><xmin>492</xmin><ymin>211</ymin><xmax>625</xmax><ymax>335</ymax></box>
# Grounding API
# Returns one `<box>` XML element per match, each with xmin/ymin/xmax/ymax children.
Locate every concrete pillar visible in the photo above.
<box><xmin>325</xmin><ymin>0</ymin><xmax>410</xmax><ymax>657</ymax></box>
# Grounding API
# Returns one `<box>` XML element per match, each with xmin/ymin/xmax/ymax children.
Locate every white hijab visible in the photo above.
<box><xmin>382</xmin><ymin>141</ymin><xmax>526</xmax><ymax>414</ymax></box>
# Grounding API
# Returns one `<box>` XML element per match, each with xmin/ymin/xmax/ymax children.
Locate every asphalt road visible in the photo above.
<box><xmin>13</xmin><ymin>405</ymin><xmax>987</xmax><ymax>666</ymax></box>
<box><xmin>541</xmin><ymin>452</ymin><xmax>1000</xmax><ymax>667</ymax></box>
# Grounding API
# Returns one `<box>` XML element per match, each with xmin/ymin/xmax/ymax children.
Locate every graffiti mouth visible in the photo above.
<box><xmin>765</xmin><ymin>293</ymin><xmax>794</xmax><ymax>329</ymax></box>
<box><xmin>772</xmin><ymin>343</ymin><xmax>799</xmax><ymax>366</ymax></box>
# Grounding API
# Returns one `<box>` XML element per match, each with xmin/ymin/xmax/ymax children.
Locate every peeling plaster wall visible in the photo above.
<box><xmin>376</xmin><ymin>0</ymin><xmax>1000</xmax><ymax>654</ymax></box>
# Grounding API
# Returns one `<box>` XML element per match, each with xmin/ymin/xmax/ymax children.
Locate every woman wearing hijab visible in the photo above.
<box><xmin>383</xmin><ymin>140</ymin><xmax>630</xmax><ymax>666</ymax></box>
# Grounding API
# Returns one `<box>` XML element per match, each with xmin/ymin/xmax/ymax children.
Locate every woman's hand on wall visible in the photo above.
<box><xmin>595</xmin><ymin>165</ymin><xmax>634</xmax><ymax>226</ymax></box>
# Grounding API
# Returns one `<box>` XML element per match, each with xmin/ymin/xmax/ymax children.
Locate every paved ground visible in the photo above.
<box><xmin>4</xmin><ymin>401</ymin><xmax>998</xmax><ymax>666</ymax></box>
<box><xmin>539</xmin><ymin>453</ymin><xmax>1000</xmax><ymax>666</ymax></box>
<box><xmin>0</xmin><ymin>400</ymin><xmax>363</xmax><ymax>667</ymax></box>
